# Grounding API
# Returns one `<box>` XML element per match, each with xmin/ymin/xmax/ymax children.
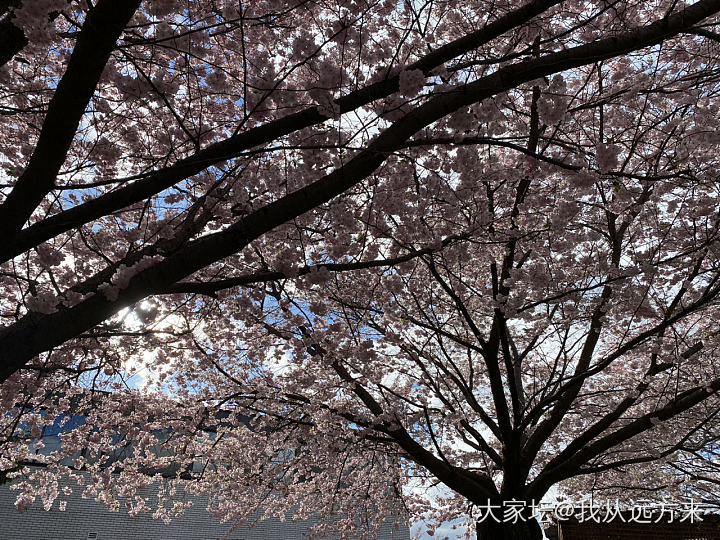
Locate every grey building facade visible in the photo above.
<box><xmin>0</xmin><ymin>468</ymin><xmax>411</xmax><ymax>540</ymax></box>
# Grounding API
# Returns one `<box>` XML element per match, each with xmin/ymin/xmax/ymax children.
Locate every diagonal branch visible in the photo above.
<box><xmin>528</xmin><ymin>379</ymin><xmax>720</xmax><ymax>498</ymax></box>
<box><xmin>160</xmin><ymin>235</ymin><xmax>466</xmax><ymax>296</ymax></box>
<box><xmin>0</xmin><ymin>0</ymin><xmax>142</xmax><ymax>234</ymax></box>
<box><xmin>0</xmin><ymin>0</ymin><xmax>566</xmax><ymax>263</ymax></box>
<box><xmin>1</xmin><ymin>0</ymin><xmax>718</xmax><ymax>385</ymax></box>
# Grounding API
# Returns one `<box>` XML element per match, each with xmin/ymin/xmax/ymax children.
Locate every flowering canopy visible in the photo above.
<box><xmin>3</xmin><ymin>0</ymin><xmax>720</xmax><ymax>539</ymax></box>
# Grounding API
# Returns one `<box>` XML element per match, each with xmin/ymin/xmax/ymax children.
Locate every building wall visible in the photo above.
<box><xmin>0</xmin><ymin>471</ymin><xmax>411</xmax><ymax>540</ymax></box>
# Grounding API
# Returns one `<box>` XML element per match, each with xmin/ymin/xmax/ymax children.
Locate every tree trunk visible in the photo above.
<box><xmin>476</xmin><ymin>517</ymin><xmax>543</xmax><ymax>540</ymax></box>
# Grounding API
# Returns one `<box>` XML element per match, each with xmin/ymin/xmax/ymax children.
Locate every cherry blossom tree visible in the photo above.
<box><xmin>3</xmin><ymin>1</ymin><xmax>720</xmax><ymax>539</ymax></box>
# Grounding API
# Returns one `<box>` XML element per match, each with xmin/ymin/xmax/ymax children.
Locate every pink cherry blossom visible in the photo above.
<box><xmin>1</xmin><ymin>2</ymin><xmax>720</xmax><ymax>540</ymax></box>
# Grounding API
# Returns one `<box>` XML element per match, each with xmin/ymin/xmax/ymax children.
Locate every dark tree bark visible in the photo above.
<box><xmin>0</xmin><ymin>0</ymin><xmax>74</xmax><ymax>68</ymax></box>
<box><xmin>2</xmin><ymin>0</ymin><xmax>719</xmax><ymax>382</ymax></box>
<box><xmin>0</xmin><ymin>0</ymin><xmax>142</xmax><ymax>235</ymax></box>
<box><xmin>0</xmin><ymin>1</ymin><xmax>26</xmax><ymax>67</ymax></box>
